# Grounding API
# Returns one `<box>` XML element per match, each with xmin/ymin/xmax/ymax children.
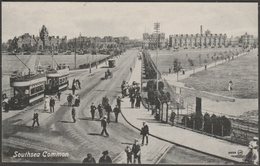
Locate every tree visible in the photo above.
<box><xmin>198</xmin><ymin>54</ymin><xmax>202</xmax><ymax>66</ymax></box>
<box><xmin>188</xmin><ymin>58</ymin><xmax>195</xmax><ymax>73</ymax></box>
<box><xmin>173</xmin><ymin>58</ymin><xmax>182</xmax><ymax>81</ymax></box>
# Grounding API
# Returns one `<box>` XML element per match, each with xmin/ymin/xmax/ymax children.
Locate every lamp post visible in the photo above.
<box><xmin>154</xmin><ymin>22</ymin><xmax>160</xmax><ymax>91</ymax></box>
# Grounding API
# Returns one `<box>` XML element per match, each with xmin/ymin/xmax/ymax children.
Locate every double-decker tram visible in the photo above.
<box><xmin>9</xmin><ymin>72</ymin><xmax>47</xmax><ymax>109</ymax></box>
<box><xmin>45</xmin><ymin>64</ymin><xmax>69</xmax><ymax>94</ymax></box>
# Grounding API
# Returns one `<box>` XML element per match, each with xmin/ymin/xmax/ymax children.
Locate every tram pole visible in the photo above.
<box><xmin>74</xmin><ymin>38</ymin><xmax>77</xmax><ymax>69</ymax></box>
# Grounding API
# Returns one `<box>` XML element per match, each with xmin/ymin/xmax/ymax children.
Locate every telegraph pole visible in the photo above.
<box><xmin>154</xmin><ymin>22</ymin><xmax>160</xmax><ymax>91</ymax></box>
<box><xmin>74</xmin><ymin>38</ymin><xmax>77</xmax><ymax>69</ymax></box>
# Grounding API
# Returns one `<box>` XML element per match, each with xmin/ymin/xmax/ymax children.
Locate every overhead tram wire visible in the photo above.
<box><xmin>14</xmin><ymin>54</ymin><xmax>31</xmax><ymax>76</ymax></box>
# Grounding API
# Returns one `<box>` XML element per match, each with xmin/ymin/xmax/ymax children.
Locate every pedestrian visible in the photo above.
<box><xmin>32</xmin><ymin>111</ymin><xmax>40</xmax><ymax>127</ymax></box>
<box><xmin>74</xmin><ymin>94</ymin><xmax>80</xmax><ymax>107</ymax></box>
<box><xmin>170</xmin><ymin>111</ymin><xmax>176</xmax><ymax>126</ymax></box>
<box><xmin>106</xmin><ymin>104</ymin><xmax>112</xmax><ymax>123</ymax></box>
<box><xmin>102</xmin><ymin>96</ymin><xmax>109</xmax><ymax>107</ymax></box>
<box><xmin>117</xmin><ymin>96</ymin><xmax>123</xmax><ymax>109</ymax></box>
<box><xmin>244</xmin><ymin>137</ymin><xmax>259</xmax><ymax>164</ymax></box>
<box><xmin>82</xmin><ymin>153</ymin><xmax>96</xmax><ymax>163</ymax></box>
<box><xmin>44</xmin><ymin>96</ymin><xmax>49</xmax><ymax>111</ymax></box>
<box><xmin>140</xmin><ymin>122</ymin><xmax>149</xmax><ymax>145</ymax></box>
<box><xmin>100</xmin><ymin>116</ymin><xmax>109</xmax><ymax>137</ymax></box>
<box><xmin>99</xmin><ymin>150</ymin><xmax>112</xmax><ymax>164</ymax></box>
<box><xmin>228</xmin><ymin>80</ymin><xmax>233</xmax><ymax>91</ymax></box>
<box><xmin>132</xmin><ymin>139</ymin><xmax>141</xmax><ymax>164</ymax></box>
<box><xmin>57</xmin><ymin>90</ymin><xmax>61</xmax><ymax>101</ymax></box>
<box><xmin>125</xmin><ymin>145</ymin><xmax>132</xmax><ymax>164</ymax></box>
<box><xmin>72</xmin><ymin>83</ymin><xmax>76</xmax><ymax>95</ymax></box>
<box><xmin>77</xmin><ymin>79</ymin><xmax>81</xmax><ymax>89</ymax></box>
<box><xmin>113</xmin><ymin>105</ymin><xmax>120</xmax><ymax>123</ymax></box>
<box><xmin>67</xmin><ymin>94</ymin><xmax>73</xmax><ymax>106</ymax></box>
<box><xmin>3</xmin><ymin>97</ymin><xmax>9</xmax><ymax>112</ymax></box>
<box><xmin>71</xmin><ymin>107</ymin><xmax>76</xmax><ymax>123</ymax></box>
<box><xmin>121</xmin><ymin>81</ymin><xmax>125</xmax><ymax>97</ymax></box>
<box><xmin>135</xmin><ymin>93</ymin><xmax>141</xmax><ymax>108</ymax></box>
<box><xmin>90</xmin><ymin>103</ymin><xmax>96</xmax><ymax>120</ymax></box>
<box><xmin>130</xmin><ymin>96</ymin><xmax>135</xmax><ymax>108</ymax></box>
<box><xmin>130</xmin><ymin>67</ymin><xmax>132</xmax><ymax>73</ymax></box>
<box><xmin>97</xmin><ymin>104</ymin><xmax>103</xmax><ymax>119</ymax></box>
<box><xmin>49</xmin><ymin>97</ymin><xmax>55</xmax><ymax>113</ymax></box>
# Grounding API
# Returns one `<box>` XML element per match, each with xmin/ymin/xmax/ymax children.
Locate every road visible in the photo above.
<box><xmin>2</xmin><ymin>49</ymin><xmax>140</xmax><ymax>162</ymax></box>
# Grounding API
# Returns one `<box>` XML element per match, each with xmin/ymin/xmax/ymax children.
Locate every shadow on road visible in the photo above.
<box><xmin>78</xmin><ymin>117</ymin><xmax>101</xmax><ymax>121</ymax></box>
<box><xmin>137</xmin><ymin>118</ymin><xmax>161</xmax><ymax>124</ymax></box>
<box><xmin>88</xmin><ymin>133</ymin><xmax>102</xmax><ymax>136</ymax></box>
<box><xmin>121</xmin><ymin>142</ymin><xmax>133</xmax><ymax>145</ymax></box>
<box><xmin>58</xmin><ymin>120</ymin><xmax>74</xmax><ymax>123</ymax></box>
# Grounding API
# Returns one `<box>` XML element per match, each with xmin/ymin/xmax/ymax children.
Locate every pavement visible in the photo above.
<box><xmin>114</xmin><ymin>54</ymin><xmax>248</xmax><ymax>164</ymax></box>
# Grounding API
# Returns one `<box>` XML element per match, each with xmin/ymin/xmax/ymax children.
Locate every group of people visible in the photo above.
<box><xmin>43</xmin><ymin>96</ymin><xmax>56</xmax><ymax>113</ymax></box>
<box><xmin>82</xmin><ymin>150</ymin><xmax>112</xmax><ymax>164</ymax></box>
<box><xmin>67</xmin><ymin>93</ymin><xmax>80</xmax><ymax>107</ymax></box>
<box><xmin>82</xmin><ymin>136</ymin><xmax>148</xmax><ymax>164</ymax></box>
<box><xmin>121</xmin><ymin>81</ymin><xmax>141</xmax><ymax>109</ymax></box>
<box><xmin>124</xmin><ymin>122</ymin><xmax>150</xmax><ymax>164</ymax></box>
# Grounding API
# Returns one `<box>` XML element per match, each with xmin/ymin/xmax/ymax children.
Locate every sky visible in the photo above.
<box><xmin>2</xmin><ymin>2</ymin><xmax>258</xmax><ymax>42</ymax></box>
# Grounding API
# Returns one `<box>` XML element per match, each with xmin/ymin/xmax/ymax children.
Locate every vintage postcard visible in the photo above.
<box><xmin>1</xmin><ymin>2</ymin><xmax>258</xmax><ymax>165</ymax></box>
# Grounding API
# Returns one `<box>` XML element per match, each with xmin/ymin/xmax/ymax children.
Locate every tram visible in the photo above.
<box><xmin>9</xmin><ymin>72</ymin><xmax>47</xmax><ymax>109</ymax></box>
<box><xmin>45</xmin><ymin>65</ymin><xmax>69</xmax><ymax>94</ymax></box>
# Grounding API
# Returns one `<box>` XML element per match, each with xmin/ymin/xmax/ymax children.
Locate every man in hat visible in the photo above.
<box><xmin>67</xmin><ymin>93</ymin><xmax>73</xmax><ymax>107</ymax></box>
<box><xmin>105</xmin><ymin>103</ymin><xmax>112</xmax><ymax>123</ymax></box>
<box><xmin>141</xmin><ymin>122</ymin><xmax>149</xmax><ymax>145</ymax></box>
<box><xmin>101</xmin><ymin>116</ymin><xmax>109</xmax><ymax>137</ymax></box>
<box><xmin>82</xmin><ymin>153</ymin><xmax>96</xmax><ymax>163</ymax></box>
<box><xmin>170</xmin><ymin>111</ymin><xmax>176</xmax><ymax>126</ymax></box>
<box><xmin>116</xmin><ymin>96</ymin><xmax>123</xmax><ymax>109</ymax></box>
<box><xmin>71</xmin><ymin>107</ymin><xmax>76</xmax><ymax>123</ymax></box>
<box><xmin>90</xmin><ymin>103</ymin><xmax>96</xmax><ymax>120</ymax></box>
<box><xmin>113</xmin><ymin>105</ymin><xmax>120</xmax><ymax>123</ymax></box>
<box><xmin>49</xmin><ymin>97</ymin><xmax>55</xmax><ymax>113</ymax></box>
<box><xmin>97</xmin><ymin>104</ymin><xmax>103</xmax><ymax>119</ymax></box>
<box><xmin>245</xmin><ymin>137</ymin><xmax>259</xmax><ymax>164</ymax></box>
<box><xmin>32</xmin><ymin>110</ymin><xmax>40</xmax><ymax>127</ymax></box>
<box><xmin>99</xmin><ymin>150</ymin><xmax>112</xmax><ymax>164</ymax></box>
<box><xmin>57</xmin><ymin>90</ymin><xmax>61</xmax><ymax>101</ymax></box>
<box><xmin>132</xmin><ymin>139</ymin><xmax>141</xmax><ymax>164</ymax></box>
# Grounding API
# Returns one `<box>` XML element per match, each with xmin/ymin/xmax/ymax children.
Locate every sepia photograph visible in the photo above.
<box><xmin>1</xmin><ymin>2</ymin><xmax>258</xmax><ymax>165</ymax></box>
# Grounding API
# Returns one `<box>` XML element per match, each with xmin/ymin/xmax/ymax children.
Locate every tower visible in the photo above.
<box><xmin>200</xmin><ymin>25</ymin><xmax>203</xmax><ymax>35</ymax></box>
<box><xmin>39</xmin><ymin>25</ymin><xmax>49</xmax><ymax>49</ymax></box>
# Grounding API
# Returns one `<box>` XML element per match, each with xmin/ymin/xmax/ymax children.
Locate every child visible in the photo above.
<box><xmin>125</xmin><ymin>145</ymin><xmax>132</xmax><ymax>164</ymax></box>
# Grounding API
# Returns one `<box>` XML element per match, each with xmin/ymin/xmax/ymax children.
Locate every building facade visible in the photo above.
<box><xmin>169</xmin><ymin>30</ymin><xmax>228</xmax><ymax>49</ymax></box>
<box><xmin>142</xmin><ymin>32</ymin><xmax>167</xmax><ymax>49</ymax></box>
<box><xmin>7</xmin><ymin>25</ymin><xmax>67</xmax><ymax>52</ymax></box>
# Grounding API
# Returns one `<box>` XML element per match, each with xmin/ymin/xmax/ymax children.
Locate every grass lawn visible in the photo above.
<box><xmin>180</xmin><ymin>49</ymin><xmax>258</xmax><ymax>99</ymax></box>
<box><xmin>150</xmin><ymin>47</ymin><xmax>244</xmax><ymax>74</ymax></box>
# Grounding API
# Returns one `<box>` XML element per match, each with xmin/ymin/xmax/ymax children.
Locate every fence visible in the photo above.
<box><xmin>167</xmin><ymin>103</ymin><xmax>258</xmax><ymax>146</ymax></box>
